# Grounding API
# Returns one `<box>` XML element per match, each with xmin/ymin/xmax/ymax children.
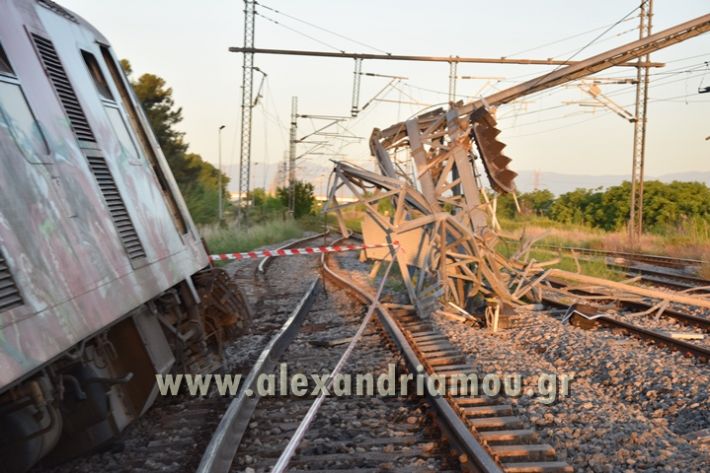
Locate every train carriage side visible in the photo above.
<box><xmin>0</xmin><ymin>1</ymin><xmax>242</xmax><ymax>471</ymax></box>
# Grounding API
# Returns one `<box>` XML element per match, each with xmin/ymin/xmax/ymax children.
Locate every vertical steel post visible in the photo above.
<box><xmin>448</xmin><ymin>61</ymin><xmax>458</xmax><ymax>102</ymax></box>
<box><xmin>288</xmin><ymin>96</ymin><xmax>298</xmax><ymax>215</ymax></box>
<box><xmin>218</xmin><ymin>124</ymin><xmax>226</xmax><ymax>221</ymax></box>
<box><xmin>237</xmin><ymin>0</ymin><xmax>256</xmax><ymax>215</ymax></box>
<box><xmin>629</xmin><ymin>0</ymin><xmax>653</xmax><ymax>244</ymax></box>
<box><xmin>351</xmin><ymin>58</ymin><xmax>363</xmax><ymax>117</ymax></box>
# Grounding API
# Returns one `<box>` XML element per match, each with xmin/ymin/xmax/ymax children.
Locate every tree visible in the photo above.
<box><xmin>248</xmin><ymin>188</ymin><xmax>268</xmax><ymax>207</ymax></box>
<box><xmin>276</xmin><ymin>181</ymin><xmax>316</xmax><ymax>218</ymax></box>
<box><xmin>534</xmin><ymin>180</ymin><xmax>710</xmax><ymax>233</ymax></box>
<box><xmin>120</xmin><ymin>60</ymin><xmax>229</xmax><ymax>224</ymax></box>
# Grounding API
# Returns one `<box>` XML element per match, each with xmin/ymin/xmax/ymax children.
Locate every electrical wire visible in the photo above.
<box><xmin>255</xmin><ymin>1</ymin><xmax>390</xmax><ymax>54</ymax></box>
<box><xmin>504</xmin><ymin>16</ymin><xmax>638</xmax><ymax>58</ymax></box>
<box><xmin>522</xmin><ymin>1</ymin><xmax>649</xmax><ymax>93</ymax></box>
<box><xmin>256</xmin><ymin>11</ymin><xmax>345</xmax><ymax>52</ymax></box>
<box><xmin>547</xmin><ymin>25</ymin><xmax>639</xmax><ymax>61</ymax></box>
<box><xmin>504</xmin><ymin>87</ymin><xmax>707</xmax><ymax>135</ymax></box>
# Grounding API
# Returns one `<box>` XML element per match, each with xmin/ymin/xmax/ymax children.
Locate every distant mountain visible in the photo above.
<box><xmin>513</xmin><ymin>170</ymin><xmax>710</xmax><ymax>195</ymax></box>
<box><xmin>224</xmin><ymin>159</ymin><xmax>710</xmax><ymax>198</ymax></box>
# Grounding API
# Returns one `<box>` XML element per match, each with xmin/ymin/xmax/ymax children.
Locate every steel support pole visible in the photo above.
<box><xmin>448</xmin><ymin>61</ymin><xmax>458</xmax><ymax>102</ymax></box>
<box><xmin>237</xmin><ymin>0</ymin><xmax>256</xmax><ymax>215</ymax></box>
<box><xmin>629</xmin><ymin>0</ymin><xmax>653</xmax><ymax>244</ymax></box>
<box><xmin>351</xmin><ymin>58</ymin><xmax>363</xmax><ymax>117</ymax></box>
<box><xmin>288</xmin><ymin>96</ymin><xmax>298</xmax><ymax>215</ymax></box>
<box><xmin>218</xmin><ymin>125</ymin><xmax>226</xmax><ymax>221</ymax></box>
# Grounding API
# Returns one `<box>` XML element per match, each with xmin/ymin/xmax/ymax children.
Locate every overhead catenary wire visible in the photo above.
<box><xmin>504</xmin><ymin>90</ymin><xmax>706</xmax><ymax>138</ymax></box>
<box><xmin>522</xmin><ymin>0</ymin><xmax>651</xmax><ymax>93</ymax></box>
<box><xmin>504</xmin><ymin>16</ymin><xmax>639</xmax><ymax>58</ymax></box>
<box><xmin>256</xmin><ymin>11</ymin><xmax>345</xmax><ymax>53</ymax></box>
<box><xmin>255</xmin><ymin>1</ymin><xmax>390</xmax><ymax>54</ymax></box>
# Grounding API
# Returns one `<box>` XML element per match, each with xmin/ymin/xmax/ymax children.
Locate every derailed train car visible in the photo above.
<box><xmin>0</xmin><ymin>1</ymin><xmax>248</xmax><ymax>471</ymax></box>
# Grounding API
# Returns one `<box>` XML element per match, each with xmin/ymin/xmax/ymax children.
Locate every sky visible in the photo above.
<box><xmin>59</xmin><ymin>0</ymin><xmax>710</xmax><ymax>193</ymax></box>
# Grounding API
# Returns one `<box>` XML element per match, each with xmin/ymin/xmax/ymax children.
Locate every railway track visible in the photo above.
<box><xmin>198</xmin><ymin>239</ymin><xmax>574</xmax><ymax>473</ymax></box>
<box><xmin>540</xmin><ymin>277</ymin><xmax>710</xmax><ymax>360</ymax></box>
<box><xmin>537</xmin><ymin>245</ymin><xmax>706</xmax><ymax>270</ymax></box>
<box><xmin>519</xmin><ymin>243</ymin><xmax>710</xmax><ymax>292</ymax></box>
<box><xmin>612</xmin><ymin>262</ymin><xmax>710</xmax><ymax>292</ymax></box>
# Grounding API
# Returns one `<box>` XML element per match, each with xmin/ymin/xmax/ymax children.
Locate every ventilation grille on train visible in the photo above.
<box><xmin>36</xmin><ymin>0</ymin><xmax>79</xmax><ymax>23</ymax></box>
<box><xmin>32</xmin><ymin>34</ymin><xmax>96</xmax><ymax>142</ymax></box>
<box><xmin>86</xmin><ymin>155</ymin><xmax>147</xmax><ymax>261</ymax></box>
<box><xmin>0</xmin><ymin>249</ymin><xmax>24</xmax><ymax>313</ymax></box>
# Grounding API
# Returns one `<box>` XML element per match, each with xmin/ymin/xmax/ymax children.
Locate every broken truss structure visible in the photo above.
<box><xmin>326</xmin><ymin>104</ymin><xmax>526</xmax><ymax>316</ymax></box>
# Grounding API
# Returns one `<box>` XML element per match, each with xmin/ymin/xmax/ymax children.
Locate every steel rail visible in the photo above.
<box><xmin>537</xmin><ymin>244</ymin><xmax>706</xmax><ymax>269</ymax></box>
<box><xmin>621</xmin><ymin>271</ymin><xmax>710</xmax><ymax>292</ymax></box>
<box><xmin>621</xmin><ymin>300</ymin><xmax>710</xmax><ymax>331</ymax></box>
<box><xmin>196</xmin><ymin>277</ymin><xmax>322</xmax><ymax>473</ymax></box>
<box><xmin>257</xmin><ymin>229</ymin><xmax>330</xmax><ymax>273</ymax></box>
<box><xmin>537</xmin><ymin>246</ymin><xmax>710</xmax><ymax>290</ymax></box>
<box><xmin>541</xmin><ymin>290</ymin><xmax>710</xmax><ymax>360</ymax></box>
<box><xmin>271</xmin><ymin>247</ymin><xmax>397</xmax><ymax>473</ymax></box>
<box><xmin>502</xmin><ymin>239</ymin><xmax>709</xmax><ymax>290</ymax></box>
<box><xmin>320</xmin><ymin>250</ymin><xmax>504</xmax><ymax>473</ymax></box>
<box><xmin>545</xmin><ymin>276</ymin><xmax>710</xmax><ymax>331</ymax></box>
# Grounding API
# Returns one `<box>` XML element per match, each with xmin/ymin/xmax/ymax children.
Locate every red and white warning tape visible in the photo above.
<box><xmin>209</xmin><ymin>242</ymin><xmax>398</xmax><ymax>262</ymax></box>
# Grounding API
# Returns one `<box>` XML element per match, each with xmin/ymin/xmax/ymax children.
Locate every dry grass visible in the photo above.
<box><xmin>200</xmin><ymin>219</ymin><xmax>305</xmax><ymax>254</ymax></box>
<box><xmin>500</xmin><ymin>218</ymin><xmax>710</xmax><ymax>261</ymax></box>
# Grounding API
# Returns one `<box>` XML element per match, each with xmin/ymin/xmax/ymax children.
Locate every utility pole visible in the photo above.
<box><xmin>237</xmin><ymin>0</ymin><xmax>256</xmax><ymax>216</ymax></box>
<box><xmin>217</xmin><ymin>124</ymin><xmax>226</xmax><ymax>221</ymax></box>
<box><xmin>350</xmin><ymin>58</ymin><xmax>363</xmax><ymax>116</ymax></box>
<box><xmin>629</xmin><ymin>0</ymin><xmax>653</xmax><ymax>244</ymax></box>
<box><xmin>288</xmin><ymin>96</ymin><xmax>298</xmax><ymax>215</ymax></box>
<box><xmin>448</xmin><ymin>61</ymin><xmax>458</xmax><ymax>102</ymax></box>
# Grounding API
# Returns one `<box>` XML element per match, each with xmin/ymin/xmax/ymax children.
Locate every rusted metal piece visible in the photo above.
<box><xmin>383</xmin><ymin>14</ymin><xmax>710</xmax><ymax>138</ymax></box>
<box><xmin>194</xmin><ymin>267</ymin><xmax>251</xmax><ymax>335</ymax></box>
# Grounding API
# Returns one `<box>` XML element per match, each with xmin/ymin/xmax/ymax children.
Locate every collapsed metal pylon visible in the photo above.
<box><xmin>325</xmin><ymin>102</ymin><xmax>523</xmax><ymax>317</ymax></box>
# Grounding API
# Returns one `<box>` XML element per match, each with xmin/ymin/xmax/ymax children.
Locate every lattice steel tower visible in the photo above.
<box><xmin>288</xmin><ymin>96</ymin><xmax>297</xmax><ymax>214</ymax></box>
<box><xmin>237</xmin><ymin>0</ymin><xmax>256</xmax><ymax>211</ymax></box>
<box><xmin>629</xmin><ymin>0</ymin><xmax>653</xmax><ymax>244</ymax></box>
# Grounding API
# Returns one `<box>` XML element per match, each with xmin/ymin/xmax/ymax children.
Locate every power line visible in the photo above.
<box><xmin>523</xmin><ymin>1</ymin><xmax>650</xmax><ymax>93</ymax></box>
<box><xmin>498</xmin><ymin>66</ymin><xmax>709</xmax><ymax>123</ymax></box>
<box><xmin>503</xmin><ymin>86</ymin><xmax>705</xmax><ymax>135</ymax></box>
<box><xmin>548</xmin><ymin>25</ymin><xmax>639</xmax><ymax>60</ymax></box>
<box><xmin>504</xmin><ymin>16</ymin><xmax>638</xmax><ymax>58</ymax></box>
<box><xmin>255</xmin><ymin>1</ymin><xmax>390</xmax><ymax>54</ymax></box>
<box><xmin>256</xmin><ymin>11</ymin><xmax>345</xmax><ymax>52</ymax></box>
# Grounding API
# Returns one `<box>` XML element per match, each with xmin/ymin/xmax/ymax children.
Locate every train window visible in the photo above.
<box><xmin>0</xmin><ymin>44</ymin><xmax>12</xmax><ymax>75</ymax></box>
<box><xmin>0</xmin><ymin>80</ymin><xmax>50</xmax><ymax>160</ymax></box>
<box><xmin>105</xmin><ymin>105</ymin><xmax>139</xmax><ymax>162</ymax></box>
<box><xmin>81</xmin><ymin>50</ymin><xmax>113</xmax><ymax>101</ymax></box>
<box><xmin>99</xmin><ymin>44</ymin><xmax>188</xmax><ymax>234</ymax></box>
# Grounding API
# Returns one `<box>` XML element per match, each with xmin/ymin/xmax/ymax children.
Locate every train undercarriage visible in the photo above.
<box><xmin>0</xmin><ymin>267</ymin><xmax>250</xmax><ymax>473</ymax></box>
